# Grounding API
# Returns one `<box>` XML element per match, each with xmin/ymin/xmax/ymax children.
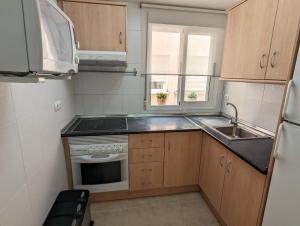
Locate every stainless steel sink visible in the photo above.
<box><xmin>214</xmin><ymin>126</ymin><xmax>269</xmax><ymax>140</ymax></box>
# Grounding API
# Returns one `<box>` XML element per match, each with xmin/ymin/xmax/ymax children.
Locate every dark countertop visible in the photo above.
<box><xmin>61</xmin><ymin>115</ymin><xmax>201</xmax><ymax>137</ymax></box>
<box><xmin>61</xmin><ymin>115</ymin><xmax>273</xmax><ymax>174</ymax></box>
<box><xmin>188</xmin><ymin>116</ymin><xmax>273</xmax><ymax>175</ymax></box>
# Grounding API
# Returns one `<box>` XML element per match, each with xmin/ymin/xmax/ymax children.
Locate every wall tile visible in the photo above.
<box><xmin>127</xmin><ymin>30</ymin><xmax>142</xmax><ymax>65</ymax></box>
<box><xmin>103</xmin><ymin>95</ymin><xmax>123</xmax><ymax>114</ymax></box>
<box><xmin>0</xmin><ymin>123</ymin><xmax>26</xmax><ymax>212</ymax></box>
<box><xmin>222</xmin><ymin>82</ymin><xmax>285</xmax><ymax>132</ymax></box>
<box><xmin>128</xmin><ymin>2</ymin><xmax>141</xmax><ymax>31</ymax></box>
<box><xmin>0</xmin><ymin>185</ymin><xmax>34</xmax><ymax>226</ymax></box>
<box><xmin>123</xmin><ymin>94</ymin><xmax>143</xmax><ymax>114</ymax></box>
<box><xmin>0</xmin><ymin>84</ymin><xmax>16</xmax><ymax>128</ymax></box>
<box><xmin>82</xmin><ymin>95</ymin><xmax>104</xmax><ymax>115</ymax></box>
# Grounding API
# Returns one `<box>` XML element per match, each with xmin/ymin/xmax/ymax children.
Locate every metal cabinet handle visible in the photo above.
<box><xmin>260</xmin><ymin>54</ymin><xmax>267</xmax><ymax>69</ymax></box>
<box><xmin>271</xmin><ymin>51</ymin><xmax>279</xmax><ymax>68</ymax></box>
<box><xmin>226</xmin><ymin>161</ymin><xmax>232</xmax><ymax>173</ymax></box>
<box><xmin>119</xmin><ymin>32</ymin><xmax>123</xmax><ymax>44</ymax></box>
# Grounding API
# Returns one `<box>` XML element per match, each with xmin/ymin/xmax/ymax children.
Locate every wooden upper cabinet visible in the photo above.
<box><xmin>220</xmin><ymin>151</ymin><xmax>266</xmax><ymax>226</ymax></box>
<box><xmin>199</xmin><ymin>134</ymin><xmax>228</xmax><ymax>211</ymax></box>
<box><xmin>164</xmin><ymin>132</ymin><xmax>202</xmax><ymax>187</ymax></box>
<box><xmin>62</xmin><ymin>0</ymin><xmax>127</xmax><ymax>52</ymax></box>
<box><xmin>265</xmin><ymin>0</ymin><xmax>300</xmax><ymax>81</ymax></box>
<box><xmin>222</xmin><ymin>0</ymin><xmax>300</xmax><ymax>82</ymax></box>
<box><xmin>222</xmin><ymin>0</ymin><xmax>278</xmax><ymax>80</ymax></box>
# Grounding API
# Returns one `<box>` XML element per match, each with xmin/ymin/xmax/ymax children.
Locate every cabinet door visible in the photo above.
<box><xmin>220</xmin><ymin>151</ymin><xmax>266</xmax><ymax>226</ymax></box>
<box><xmin>222</xmin><ymin>0</ymin><xmax>279</xmax><ymax>80</ymax></box>
<box><xmin>164</xmin><ymin>132</ymin><xmax>202</xmax><ymax>187</ymax></box>
<box><xmin>266</xmin><ymin>0</ymin><xmax>300</xmax><ymax>81</ymax></box>
<box><xmin>63</xmin><ymin>1</ymin><xmax>127</xmax><ymax>51</ymax></box>
<box><xmin>199</xmin><ymin>135</ymin><xmax>227</xmax><ymax>211</ymax></box>
<box><xmin>129</xmin><ymin>162</ymin><xmax>163</xmax><ymax>191</ymax></box>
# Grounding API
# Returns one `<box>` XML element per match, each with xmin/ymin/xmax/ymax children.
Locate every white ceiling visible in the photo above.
<box><xmin>127</xmin><ymin>0</ymin><xmax>240</xmax><ymax>10</ymax></box>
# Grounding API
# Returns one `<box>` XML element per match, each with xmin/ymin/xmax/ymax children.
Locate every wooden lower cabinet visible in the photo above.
<box><xmin>164</xmin><ymin>132</ymin><xmax>202</xmax><ymax>187</ymax></box>
<box><xmin>129</xmin><ymin>147</ymin><xmax>164</xmax><ymax>164</ymax></box>
<box><xmin>220</xmin><ymin>151</ymin><xmax>266</xmax><ymax>226</ymax></box>
<box><xmin>129</xmin><ymin>162</ymin><xmax>163</xmax><ymax>191</ymax></box>
<box><xmin>199</xmin><ymin>134</ymin><xmax>228</xmax><ymax>211</ymax></box>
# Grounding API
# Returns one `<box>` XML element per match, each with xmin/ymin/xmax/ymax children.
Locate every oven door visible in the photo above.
<box><xmin>71</xmin><ymin>153</ymin><xmax>128</xmax><ymax>193</ymax></box>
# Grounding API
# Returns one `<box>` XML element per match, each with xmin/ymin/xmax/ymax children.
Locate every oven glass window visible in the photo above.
<box><xmin>81</xmin><ymin>161</ymin><xmax>121</xmax><ymax>185</ymax></box>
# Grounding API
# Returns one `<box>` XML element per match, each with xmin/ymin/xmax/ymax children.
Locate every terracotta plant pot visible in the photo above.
<box><xmin>157</xmin><ymin>98</ymin><xmax>167</xmax><ymax>105</ymax></box>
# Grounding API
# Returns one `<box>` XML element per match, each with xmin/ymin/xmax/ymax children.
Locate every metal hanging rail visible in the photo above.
<box><xmin>141</xmin><ymin>73</ymin><xmax>220</xmax><ymax>77</ymax></box>
<box><xmin>78</xmin><ymin>68</ymin><xmax>138</xmax><ymax>76</ymax></box>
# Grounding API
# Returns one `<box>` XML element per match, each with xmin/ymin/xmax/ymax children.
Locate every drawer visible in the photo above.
<box><xmin>129</xmin><ymin>133</ymin><xmax>164</xmax><ymax>149</ymax></box>
<box><xmin>129</xmin><ymin>162</ymin><xmax>163</xmax><ymax>191</ymax></box>
<box><xmin>129</xmin><ymin>148</ymin><xmax>164</xmax><ymax>163</ymax></box>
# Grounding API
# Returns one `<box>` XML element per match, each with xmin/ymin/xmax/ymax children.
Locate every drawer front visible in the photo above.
<box><xmin>129</xmin><ymin>162</ymin><xmax>163</xmax><ymax>191</ymax></box>
<box><xmin>129</xmin><ymin>133</ymin><xmax>164</xmax><ymax>149</ymax></box>
<box><xmin>129</xmin><ymin>148</ymin><xmax>164</xmax><ymax>163</ymax></box>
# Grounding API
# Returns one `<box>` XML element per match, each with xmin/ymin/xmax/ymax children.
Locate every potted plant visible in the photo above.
<box><xmin>156</xmin><ymin>92</ymin><xmax>168</xmax><ymax>105</ymax></box>
<box><xmin>188</xmin><ymin>91</ymin><xmax>198</xmax><ymax>100</ymax></box>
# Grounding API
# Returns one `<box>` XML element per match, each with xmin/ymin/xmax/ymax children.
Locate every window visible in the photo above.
<box><xmin>147</xmin><ymin>24</ymin><xmax>221</xmax><ymax>109</ymax></box>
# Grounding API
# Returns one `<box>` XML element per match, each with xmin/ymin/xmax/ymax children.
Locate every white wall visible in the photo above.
<box><xmin>0</xmin><ymin>80</ymin><xmax>75</xmax><ymax>226</ymax></box>
<box><xmin>221</xmin><ymin>81</ymin><xmax>285</xmax><ymax>133</ymax></box>
<box><xmin>73</xmin><ymin>2</ymin><xmax>227</xmax><ymax>115</ymax></box>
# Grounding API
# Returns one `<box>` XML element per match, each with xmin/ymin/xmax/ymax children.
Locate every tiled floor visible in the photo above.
<box><xmin>91</xmin><ymin>192</ymin><xmax>220</xmax><ymax>226</ymax></box>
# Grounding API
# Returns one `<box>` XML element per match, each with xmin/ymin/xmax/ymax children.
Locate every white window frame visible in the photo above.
<box><xmin>146</xmin><ymin>23</ymin><xmax>223</xmax><ymax>112</ymax></box>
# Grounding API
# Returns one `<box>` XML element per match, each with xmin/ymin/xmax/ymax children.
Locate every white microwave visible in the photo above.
<box><xmin>0</xmin><ymin>0</ymin><xmax>78</xmax><ymax>77</ymax></box>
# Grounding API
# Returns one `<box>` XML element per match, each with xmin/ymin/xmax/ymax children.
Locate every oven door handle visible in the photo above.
<box><xmin>72</xmin><ymin>154</ymin><xmax>122</xmax><ymax>163</ymax></box>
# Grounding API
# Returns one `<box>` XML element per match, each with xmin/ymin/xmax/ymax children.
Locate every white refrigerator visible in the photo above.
<box><xmin>262</xmin><ymin>48</ymin><xmax>300</xmax><ymax>226</ymax></box>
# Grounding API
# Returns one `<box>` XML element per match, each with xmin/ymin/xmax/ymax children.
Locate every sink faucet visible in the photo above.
<box><xmin>226</xmin><ymin>102</ymin><xmax>238</xmax><ymax>127</ymax></box>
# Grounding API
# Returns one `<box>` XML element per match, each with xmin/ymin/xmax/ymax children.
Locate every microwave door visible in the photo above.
<box><xmin>22</xmin><ymin>0</ymin><xmax>77</xmax><ymax>75</ymax></box>
<box><xmin>39</xmin><ymin>0</ymin><xmax>76</xmax><ymax>73</ymax></box>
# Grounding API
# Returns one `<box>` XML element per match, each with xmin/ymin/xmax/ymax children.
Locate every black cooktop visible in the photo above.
<box><xmin>71</xmin><ymin>117</ymin><xmax>127</xmax><ymax>132</ymax></box>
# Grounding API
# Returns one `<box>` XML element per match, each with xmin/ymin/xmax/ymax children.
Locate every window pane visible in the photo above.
<box><xmin>150</xmin><ymin>27</ymin><xmax>181</xmax><ymax>106</ymax></box>
<box><xmin>184</xmin><ymin>76</ymin><xmax>208</xmax><ymax>102</ymax></box>
<box><xmin>151</xmin><ymin>75</ymin><xmax>179</xmax><ymax>106</ymax></box>
<box><xmin>184</xmin><ymin>34</ymin><xmax>211</xmax><ymax>102</ymax></box>
<box><xmin>186</xmin><ymin>35</ymin><xmax>211</xmax><ymax>75</ymax></box>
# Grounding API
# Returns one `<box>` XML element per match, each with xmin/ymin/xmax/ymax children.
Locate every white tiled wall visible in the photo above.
<box><xmin>222</xmin><ymin>82</ymin><xmax>285</xmax><ymax>132</ymax></box>
<box><xmin>73</xmin><ymin>2</ymin><xmax>227</xmax><ymax>115</ymax></box>
<box><xmin>73</xmin><ymin>2</ymin><xmax>145</xmax><ymax>115</ymax></box>
<box><xmin>0</xmin><ymin>80</ymin><xmax>75</xmax><ymax>226</ymax></box>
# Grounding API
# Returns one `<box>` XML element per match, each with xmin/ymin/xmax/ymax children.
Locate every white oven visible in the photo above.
<box><xmin>69</xmin><ymin>135</ymin><xmax>128</xmax><ymax>193</ymax></box>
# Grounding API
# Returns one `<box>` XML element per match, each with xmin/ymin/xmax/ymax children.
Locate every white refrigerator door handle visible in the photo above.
<box><xmin>282</xmin><ymin>80</ymin><xmax>293</xmax><ymax>119</ymax></box>
<box><xmin>72</xmin><ymin>154</ymin><xmax>120</xmax><ymax>163</ymax></box>
<box><xmin>273</xmin><ymin>123</ymin><xmax>284</xmax><ymax>159</ymax></box>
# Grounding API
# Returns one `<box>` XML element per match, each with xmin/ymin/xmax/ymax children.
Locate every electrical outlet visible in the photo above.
<box><xmin>224</xmin><ymin>94</ymin><xmax>229</xmax><ymax>102</ymax></box>
<box><xmin>54</xmin><ymin>100</ymin><xmax>62</xmax><ymax>112</ymax></box>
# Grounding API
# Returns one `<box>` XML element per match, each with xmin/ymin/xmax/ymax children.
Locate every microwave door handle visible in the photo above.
<box><xmin>72</xmin><ymin>154</ymin><xmax>120</xmax><ymax>163</ymax></box>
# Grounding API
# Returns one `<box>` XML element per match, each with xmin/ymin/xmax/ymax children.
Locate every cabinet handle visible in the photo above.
<box><xmin>271</xmin><ymin>51</ymin><xmax>279</xmax><ymax>68</ymax></box>
<box><xmin>259</xmin><ymin>54</ymin><xmax>267</xmax><ymax>69</ymax></box>
<box><xmin>226</xmin><ymin>161</ymin><xmax>232</xmax><ymax>173</ymax></box>
<box><xmin>273</xmin><ymin>123</ymin><xmax>284</xmax><ymax>159</ymax></box>
<box><xmin>219</xmin><ymin>156</ymin><xmax>225</xmax><ymax>167</ymax></box>
<box><xmin>168</xmin><ymin>143</ymin><xmax>171</xmax><ymax>151</ymax></box>
<box><xmin>119</xmin><ymin>32</ymin><xmax>122</xmax><ymax>44</ymax></box>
